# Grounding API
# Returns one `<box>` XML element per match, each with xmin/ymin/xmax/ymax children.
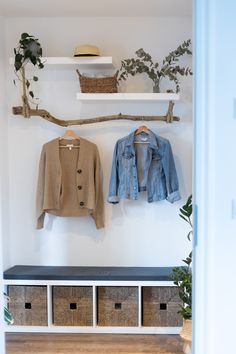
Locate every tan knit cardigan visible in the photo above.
<box><xmin>36</xmin><ymin>137</ymin><xmax>104</xmax><ymax>229</ymax></box>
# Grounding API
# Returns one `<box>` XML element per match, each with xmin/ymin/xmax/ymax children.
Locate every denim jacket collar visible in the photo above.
<box><xmin>125</xmin><ymin>130</ymin><xmax>160</xmax><ymax>152</ymax></box>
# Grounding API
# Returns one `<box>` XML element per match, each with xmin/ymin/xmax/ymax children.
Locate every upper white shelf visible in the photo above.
<box><xmin>76</xmin><ymin>93</ymin><xmax>180</xmax><ymax>102</ymax></box>
<box><xmin>9</xmin><ymin>56</ymin><xmax>114</xmax><ymax>70</ymax></box>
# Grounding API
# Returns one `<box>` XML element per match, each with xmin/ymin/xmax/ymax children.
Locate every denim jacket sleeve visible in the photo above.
<box><xmin>162</xmin><ymin>140</ymin><xmax>181</xmax><ymax>203</ymax></box>
<box><xmin>108</xmin><ymin>141</ymin><xmax>120</xmax><ymax>204</ymax></box>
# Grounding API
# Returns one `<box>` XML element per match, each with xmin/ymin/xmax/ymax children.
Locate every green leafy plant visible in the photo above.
<box><xmin>4</xmin><ymin>293</ymin><xmax>14</xmax><ymax>324</ymax></box>
<box><xmin>118</xmin><ymin>39</ymin><xmax>192</xmax><ymax>93</ymax></box>
<box><xmin>14</xmin><ymin>32</ymin><xmax>44</xmax><ymax>116</ymax></box>
<box><xmin>171</xmin><ymin>195</ymin><xmax>192</xmax><ymax>320</ymax></box>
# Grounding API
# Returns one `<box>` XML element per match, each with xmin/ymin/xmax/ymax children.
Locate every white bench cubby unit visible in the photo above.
<box><xmin>4</xmin><ymin>266</ymin><xmax>182</xmax><ymax>334</ymax></box>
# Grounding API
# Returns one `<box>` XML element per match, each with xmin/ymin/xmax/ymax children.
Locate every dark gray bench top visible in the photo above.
<box><xmin>3</xmin><ymin>265</ymin><xmax>176</xmax><ymax>281</ymax></box>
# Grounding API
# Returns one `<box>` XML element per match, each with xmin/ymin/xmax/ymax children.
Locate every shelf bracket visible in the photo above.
<box><xmin>166</xmin><ymin>100</ymin><xmax>175</xmax><ymax>123</ymax></box>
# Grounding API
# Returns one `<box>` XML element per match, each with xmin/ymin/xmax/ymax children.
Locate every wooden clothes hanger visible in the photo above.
<box><xmin>134</xmin><ymin>125</ymin><xmax>150</xmax><ymax>144</ymax></box>
<box><xmin>59</xmin><ymin>129</ymin><xmax>80</xmax><ymax>140</ymax></box>
<box><xmin>59</xmin><ymin>129</ymin><xmax>80</xmax><ymax>150</ymax></box>
<box><xmin>135</xmin><ymin>125</ymin><xmax>150</xmax><ymax>135</ymax></box>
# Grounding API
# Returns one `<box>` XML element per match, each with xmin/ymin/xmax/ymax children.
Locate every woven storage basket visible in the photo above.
<box><xmin>8</xmin><ymin>285</ymin><xmax>48</xmax><ymax>326</ymax></box>
<box><xmin>77</xmin><ymin>70</ymin><xmax>118</xmax><ymax>93</ymax></box>
<box><xmin>142</xmin><ymin>286</ymin><xmax>183</xmax><ymax>327</ymax></box>
<box><xmin>53</xmin><ymin>286</ymin><xmax>93</xmax><ymax>326</ymax></box>
<box><xmin>97</xmin><ymin>286</ymin><xmax>138</xmax><ymax>327</ymax></box>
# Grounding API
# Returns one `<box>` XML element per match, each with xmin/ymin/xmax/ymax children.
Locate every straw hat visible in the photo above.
<box><xmin>74</xmin><ymin>44</ymin><xmax>100</xmax><ymax>57</ymax></box>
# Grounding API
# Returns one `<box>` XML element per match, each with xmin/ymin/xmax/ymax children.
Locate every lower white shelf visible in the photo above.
<box><xmin>76</xmin><ymin>93</ymin><xmax>180</xmax><ymax>102</ymax></box>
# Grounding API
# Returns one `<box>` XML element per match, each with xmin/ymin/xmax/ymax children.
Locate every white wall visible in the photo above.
<box><xmin>4</xmin><ymin>16</ymin><xmax>192</xmax><ymax>267</ymax></box>
<box><xmin>194</xmin><ymin>1</ymin><xmax>236</xmax><ymax>353</ymax></box>
<box><xmin>0</xmin><ymin>15</ymin><xmax>7</xmax><ymax>354</ymax></box>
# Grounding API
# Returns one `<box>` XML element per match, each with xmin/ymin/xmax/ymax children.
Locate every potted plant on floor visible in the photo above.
<box><xmin>171</xmin><ymin>195</ymin><xmax>192</xmax><ymax>353</ymax></box>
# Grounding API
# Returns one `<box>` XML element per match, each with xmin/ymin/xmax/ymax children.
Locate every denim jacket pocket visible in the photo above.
<box><xmin>122</xmin><ymin>148</ymin><xmax>135</xmax><ymax>160</ymax></box>
<box><xmin>152</xmin><ymin>151</ymin><xmax>161</xmax><ymax>161</ymax></box>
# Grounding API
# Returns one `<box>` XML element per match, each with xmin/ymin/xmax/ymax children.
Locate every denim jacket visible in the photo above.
<box><xmin>108</xmin><ymin>130</ymin><xmax>181</xmax><ymax>204</ymax></box>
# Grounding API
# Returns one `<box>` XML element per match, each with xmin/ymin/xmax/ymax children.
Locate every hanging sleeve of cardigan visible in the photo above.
<box><xmin>91</xmin><ymin>145</ymin><xmax>105</xmax><ymax>229</ymax></box>
<box><xmin>36</xmin><ymin>145</ymin><xmax>46</xmax><ymax>229</ymax></box>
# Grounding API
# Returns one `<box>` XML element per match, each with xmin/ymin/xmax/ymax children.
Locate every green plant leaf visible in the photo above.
<box><xmin>180</xmin><ymin>208</ymin><xmax>191</xmax><ymax>217</ymax></box>
<box><xmin>29</xmin><ymin>91</ymin><xmax>34</xmax><ymax>98</ymax></box>
<box><xmin>4</xmin><ymin>307</ymin><xmax>14</xmax><ymax>324</ymax></box>
<box><xmin>187</xmin><ymin>231</ymin><xmax>193</xmax><ymax>241</ymax></box>
<box><xmin>14</xmin><ymin>61</ymin><xmax>22</xmax><ymax>71</ymax></box>
<box><xmin>179</xmin><ymin>214</ymin><xmax>189</xmax><ymax>223</ymax></box>
<box><xmin>24</xmin><ymin>49</ymin><xmax>32</xmax><ymax>59</ymax></box>
<box><xmin>30</xmin><ymin>55</ymin><xmax>37</xmax><ymax>65</ymax></box>
<box><xmin>21</xmin><ymin>32</ymin><xmax>30</xmax><ymax>40</ymax></box>
<box><xmin>183</xmin><ymin>257</ymin><xmax>192</xmax><ymax>265</ymax></box>
<box><xmin>15</xmin><ymin>53</ymin><xmax>23</xmax><ymax>62</ymax></box>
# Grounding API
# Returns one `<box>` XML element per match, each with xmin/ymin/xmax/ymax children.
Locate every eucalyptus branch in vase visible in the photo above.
<box><xmin>118</xmin><ymin>39</ymin><xmax>192</xmax><ymax>93</ymax></box>
<box><xmin>14</xmin><ymin>33</ymin><xmax>44</xmax><ymax>117</ymax></box>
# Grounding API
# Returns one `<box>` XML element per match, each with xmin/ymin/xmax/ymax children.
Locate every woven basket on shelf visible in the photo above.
<box><xmin>53</xmin><ymin>286</ymin><xmax>93</xmax><ymax>326</ymax></box>
<box><xmin>8</xmin><ymin>285</ymin><xmax>48</xmax><ymax>326</ymax></box>
<box><xmin>97</xmin><ymin>286</ymin><xmax>138</xmax><ymax>327</ymax></box>
<box><xmin>76</xmin><ymin>70</ymin><xmax>118</xmax><ymax>93</ymax></box>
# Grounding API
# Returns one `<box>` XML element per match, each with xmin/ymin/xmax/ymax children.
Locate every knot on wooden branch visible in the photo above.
<box><xmin>12</xmin><ymin>106</ymin><xmax>24</xmax><ymax>116</ymax></box>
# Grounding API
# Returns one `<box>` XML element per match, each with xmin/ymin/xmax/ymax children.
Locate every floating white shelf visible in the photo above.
<box><xmin>9</xmin><ymin>56</ymin><xmax>114</xmax><ymax>70</ymax></box>
<box><xmin>76</xmin><ymin>93</ymin><xmax>180</xmax><ymax>102</ymax></box>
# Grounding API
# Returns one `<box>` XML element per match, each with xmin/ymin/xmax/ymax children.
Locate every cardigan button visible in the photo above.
<box><xmin>77</xmin><ymin>169</ymin><xmax>82</xmax><ymax>174</ymax></box>
<box><xmin>77</xmin><ymin>186</ymin><xmax>82</xmax><ymax>190</ymax></box>
<box><xmin>80</xmin><ymin>201</ymin><xmax>84</xmax><ymax>207</ymax></box>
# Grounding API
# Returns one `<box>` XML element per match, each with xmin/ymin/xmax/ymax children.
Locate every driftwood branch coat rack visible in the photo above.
<box><xmin>12</xmin><ymin>67</ymin><xmax>180</xmax><ymax>126</ymax></box>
